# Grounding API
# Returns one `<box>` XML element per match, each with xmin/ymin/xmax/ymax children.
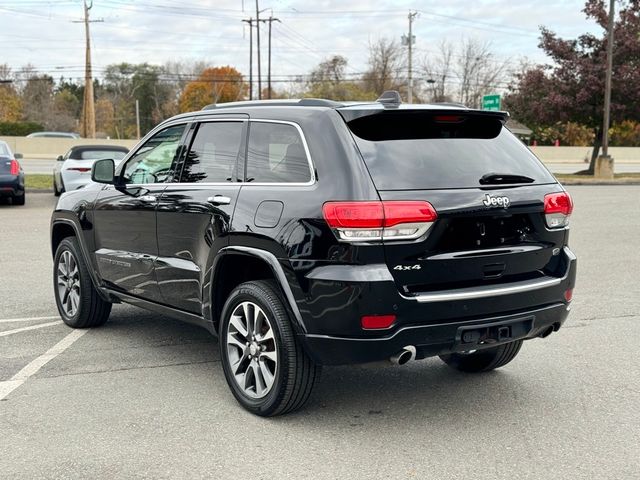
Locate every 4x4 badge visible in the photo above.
<box><xmin>482</xmin><ymin>193</ymin><xmax>510</xmax><ymax>208</ymax></box>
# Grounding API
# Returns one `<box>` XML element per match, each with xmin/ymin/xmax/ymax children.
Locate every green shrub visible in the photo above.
<box><xmin>0</xmin><ymin>121</ymin><xmax>44</xmax><ymax>136</ymax></box>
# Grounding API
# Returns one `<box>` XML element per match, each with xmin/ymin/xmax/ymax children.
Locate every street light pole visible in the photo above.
<box><xmin>596</xmin><ymin>0</ymin><xmax>616</xmax><ymax>179</ymax></box>
<box><xmin>601</xmin><ymin>0</ymin><xmax>615</xmax><ymax>157</ymax></box>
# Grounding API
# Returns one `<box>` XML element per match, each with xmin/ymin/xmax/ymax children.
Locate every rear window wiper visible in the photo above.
<box><xmin>480</xmin><ymin>173</ymin><xmax>535</xmax><ymax>185</ymax></box>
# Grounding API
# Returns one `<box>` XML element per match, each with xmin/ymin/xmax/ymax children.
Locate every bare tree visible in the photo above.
<box><xmin>422</xmin><ymin>40</ymin><xmax>455</xmax><ymax>103</ymax></box>
<box><xmin>456</xmin><ymin>38</ymin><xmax>509</xmax><ymax>108</ymax></box>
<box><xmin>362</xmin><ymin>38</ymin><xmax>405</xmax><ymax>96</ymax></box>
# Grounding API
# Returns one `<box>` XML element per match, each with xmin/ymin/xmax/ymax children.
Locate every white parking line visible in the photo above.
<box><xmin>0</xmin><ymin>321</ymin><xmax>62</xmax><ymax>337</ymax></box>
<box><xmin>0</xmin><ymin>315</ymin><xmax>60</xmax><ymax>324</ymax></box>
<box><xmin>0</xmin><ymin>328</ymin><xmax>87</xmax><ymax>400</ymax></box>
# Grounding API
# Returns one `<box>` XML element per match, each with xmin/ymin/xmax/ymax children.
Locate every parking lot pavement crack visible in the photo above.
<box><xmin>38</xmin><ymin>359</ymin><xmax>219</xmax><ymax>380</ymax></box>
<box><xmin>569</xmin><ymin>313</ymin><xmax>639</xmax><ymax>323</ymax></box>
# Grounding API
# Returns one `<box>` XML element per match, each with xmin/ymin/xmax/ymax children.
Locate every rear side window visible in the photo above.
<box><xmin>181</xmin><ymin>121</ymin><xmax>244</xmax><ymax>183</ymax></box>
<box><xmin>246</xmin><ymin>122</ymin><xmax>311</xmax><ymax>183</ymax></box>
<box><xmin>348</xmin><ymin>111</ymin><xmax>555</xmax><ymax>190</ymax></box>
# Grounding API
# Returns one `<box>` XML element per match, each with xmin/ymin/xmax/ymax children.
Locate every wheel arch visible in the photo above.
<box><xmin>209</xmin><ymin>246</ymin><xmax>306</xmax><ymax>335</ymax></box>
<box><xmin>51</xmin><ymin>217</ymin><xmax>107</xmax><ymax>300</ymax></box>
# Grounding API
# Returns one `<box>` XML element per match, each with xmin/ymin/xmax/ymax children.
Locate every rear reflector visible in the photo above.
<box><xmin>323</xmin><ymin>200</ymin><xmax>437</xmax><ymax>242</ymax></box>
<box><xmin>66</xmin><ymin>167</ymin><xmax>92</xmax><ymax>172</ymax></box>
<box><xmin>544</xmin><ymin>192</ymin><xmax>573</xmax><ymax>228</ymax></box>
<box><xmin>9</xmin><ymin>159</ymin><xmax>19</xmax><ymax>175</ymax></box>
<box><xmin>361</xmin><ymin>314</ymin><xmax>396</xmax><ymax>330</ymax></box>
<box><xmin>564</xmin><ymin>288</ymin><xmax>573</xmax><ymax>302</ymax></box>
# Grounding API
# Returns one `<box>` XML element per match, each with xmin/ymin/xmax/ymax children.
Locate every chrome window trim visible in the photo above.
<box><xmin>114</xmin><ymin>117</ymin><xmax>317</xmax><ymax>188</ymax></box>
<box><xmin>243</xmin><ymin>118</ymin><xmax>316</xmax><ymax>187</ymax></box>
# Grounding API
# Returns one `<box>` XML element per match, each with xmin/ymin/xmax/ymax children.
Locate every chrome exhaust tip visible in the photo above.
<box><xmin>390</xmin><ymin>346</ymin><xmax>417</xmax><ymax>365</ymax></box>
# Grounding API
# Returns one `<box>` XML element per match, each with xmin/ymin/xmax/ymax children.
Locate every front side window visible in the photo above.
<box><xmin>121</xmin><ymin>124</ymin><xmax>186</xmax><ymax>184</ymax></box>
<box><xmin>246</xmin><ymin>122</ymin><xmax>311</xmax><ymax>183</ymax></box>
<box><xmin>180</xmin><ymin>121</ymin><xmax>244</xmax><ymax>183</ymax></box>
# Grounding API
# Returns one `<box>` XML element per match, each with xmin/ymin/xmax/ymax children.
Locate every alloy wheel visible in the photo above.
<box><xmin>56</xmin><ymin>250</ymin><xmax>81</xmax><ymax>318</ymax></box>
<box><xmin>226</xmin><ymin>301</ymin><xmax>278</xmax><ymax>399</ymax></box>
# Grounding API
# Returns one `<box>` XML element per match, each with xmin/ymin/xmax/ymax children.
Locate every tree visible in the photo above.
<box><xmin>456</xmin><ymin>38</ymin><xmax>509</xmax><ymax>108</ymax></box>
<box><xmin>505</xmin><ymin>0</ymin><xmax>640</xmax><ymax>173</ymax></box>
<box><xmin>20</xmin><ymin>73</ymin><xmax>55</xmax><ymax>128</ymax></box>
<box><xmin>178</xmin><ymin>66</ymin><xmax>246</xmax><ymax>112</ymax></box>
<box><xmin>423</xmin><ymin>41</ymin><xmax>455</xmax><ymax>103</ymax></box>
<box><xmin>362</xmin><ymin>38</ymin><xmax>405</xmax><ymax>96</ymax></box>
<box><xmin>0</xmin><ymin>65</ymin><xmax>22</xmax><ymax>122</ymax></box>
<box><xmin>306</xmin><ymin>56</ymin><xmax>374</xmax><ymax>101</ymax></box>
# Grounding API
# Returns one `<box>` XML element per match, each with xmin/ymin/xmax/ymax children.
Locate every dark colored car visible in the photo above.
<box><xmin>0</xmin><ymin>141</ymin><xmax>25</xmax><ymax>205</ymax></box>
<box><xmin>50</xmin><ymin>92</ymin><xmax>576</xmax><ymax>416</ymax></box>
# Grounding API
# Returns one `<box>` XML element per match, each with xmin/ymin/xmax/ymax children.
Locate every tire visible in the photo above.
<box><xmin>13</xmin><ymin>193</ymin><xmax>25</xmax><ymax>205</ymax></box>
<box><xmin>53</xmin><ymin>237</ymin><xmax>111</xmax><ymax>328</ymax></box>
<box><xmin>439</xmin><ymin>340</ymin><xmax>523</xmax><ymax>373</ymax></box>
<box><xmin>219</xmin><ymin>280</ymin><xmax>320</xmax><ymax>416</ymax></box>
<box><xmin>53</xmin><ymin>177</ymin><xmax>61</xmax><ymax>196</ymax></box>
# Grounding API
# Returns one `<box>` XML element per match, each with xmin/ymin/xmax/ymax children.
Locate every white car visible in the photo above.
<box><xmin>53</xmin><ymin>145</ymin><xmax>129</xmax><ymax>195</ymax></box>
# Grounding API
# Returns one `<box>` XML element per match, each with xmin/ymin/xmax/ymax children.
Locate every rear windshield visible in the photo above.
<box><xmin>0</xmin><ymin>144</ymin><xmax>9</xmax><ymax>155</ymax></box>
<box><xmin>71</xmin><ymin>150</ymin><xmax>127</xmax><ymax>161</ymax></box>
<box><xmin>348</xmin><ymin>112</ymin><xmax>555</xmax><ymax>190</ymax></box>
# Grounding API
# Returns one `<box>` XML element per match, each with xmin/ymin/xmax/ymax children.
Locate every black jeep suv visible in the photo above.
<box><xmin>51</xmin><ymin>92</ymin><xmax>576</xmax><ymax>416</ymax></box>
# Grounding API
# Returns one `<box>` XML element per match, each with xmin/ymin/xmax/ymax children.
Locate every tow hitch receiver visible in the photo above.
<box><xmin>454</xmin><ymin>317</ymin><xmax>533</xmax><ymax>351</ymax></box>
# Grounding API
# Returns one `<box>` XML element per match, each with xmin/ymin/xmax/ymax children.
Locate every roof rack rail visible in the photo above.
<box><xmin>202</xmin><ymin>98</ymin><xmax>343</xmax><ymax>110</ymax></box>
<box><xmin>376</xmin><ymin>90</ymin><xmax>402</xmax><ymax>107</ymax></box>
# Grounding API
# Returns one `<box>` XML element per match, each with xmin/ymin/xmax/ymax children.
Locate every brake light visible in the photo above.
<box><xmin>433</xmin><ymin>115</ymin><xmax>463</xmax><ymax>123</ymax></box>
<box><xmin>9</xmin><ymin>159</ymin><xmax>19</xmax><ymax>175</ymax></box>
<box><xmin>322</xmin><ymin>200</ymin><xmax>437</xmax><ymax>242</ymax></box>
<box><xmin>66</xmin><ymin>167</ymin><xmax>92</xmax><ymax>172</ymax></box>
<box><xmin>544</xmin><ymin>192</ymin><xmax>573</xmax><ymax>228</ymax></box>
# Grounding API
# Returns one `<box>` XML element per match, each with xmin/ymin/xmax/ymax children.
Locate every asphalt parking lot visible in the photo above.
<box><xmin>1</xmin><ymin>188</ymin><xmax>639</xmax><ymax>479</ymax></box>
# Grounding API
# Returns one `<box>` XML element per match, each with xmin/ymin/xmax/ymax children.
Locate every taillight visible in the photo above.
<box><xmin>66</xmin><ymin>167</ymin><xmax>91</xmax><ymax>172</ymax></box>
<box><xmin>322</xmin><ymin>200</ymin><xmax>437</xmax><ymax>242</ymax></box>
<box><xmin>9</xmin><ymin>159</ymin><xmax>19</xmax><ymax>175</ymax></box>
<box><xmin>544</xmin><ymin>192</ymin><xmax>573</xmax><ymax>228</ymax></box>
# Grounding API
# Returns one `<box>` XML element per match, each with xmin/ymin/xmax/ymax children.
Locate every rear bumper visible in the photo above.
<box><xmin>301</xmin><ymin>302</ymin><xmax>570</xmax><ymax>365</ymax></box>
<box><xmin>296</xmin><ymin>247</ymin><xmax>576</xmax><ymax>365</ymax></box>
<box><xmin>0</xmin><ymin>176</ymin><xmax>24</xmax><ymax>197</ymax></box>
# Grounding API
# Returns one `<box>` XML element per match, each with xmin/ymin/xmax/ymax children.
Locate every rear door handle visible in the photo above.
<box><xmin>207</xmin><ymin>195</ymin><xmax>232</xmax><ymax>206</ymax></box>
<box><xmin>138</xmin><ymin>195</ymin><xmax>157</xmax><ymax>203</ymax></box>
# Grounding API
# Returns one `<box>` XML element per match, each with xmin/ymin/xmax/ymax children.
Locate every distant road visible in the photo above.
<box><xmin>18</xmin><ymin>157</ymin><xmax>640</xmax><ymax>176</ymax></box>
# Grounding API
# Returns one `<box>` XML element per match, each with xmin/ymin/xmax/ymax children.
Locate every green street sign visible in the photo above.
<box><xmin>482</xmin><ymin>94</ymin><xmax>501</xmax><ymax>111</ymax></box>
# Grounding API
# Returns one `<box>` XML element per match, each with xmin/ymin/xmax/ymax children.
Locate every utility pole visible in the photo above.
<box><xmin>135</xmin><ymin>99</ymin><xmax>140</xmax><ymax>140</ymax></box>
<box><xmin>263</xmin><ymin>16</ymin><xmax>280</xmax><ymax>99</ymax></box>
<box><xmin>242</xmin><ymin>18</ymin><xmax>254</xmax><ymax>100</ymax></box>
<box><xmin>73</xmin><ymin>1</ymin><xmax>102</xmax><ymax>138</ymax></box>
<box><xmin>255</xmin><ymin>0</ymin><xmax>262</xmax><ymax>99</ymax></box>
<box><xmin>596</xmin><ymin>0</ymin><xmax>616</xmax><ymax>179</ymax></box>
<box><xmin>402</xmin><ymin>11</ymin><xmax>418</xmax><ymax>103</ymax></box>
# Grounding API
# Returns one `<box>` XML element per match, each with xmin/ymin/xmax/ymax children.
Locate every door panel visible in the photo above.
<box><xmin>156</xmin><ymin>185</ymin><xmax>241</xmax><ymax>313</ymax></box>
<box><xmin>155</xmin><ymin>120</ymin><xmax>246</xmax><ymax>313</ymax></box>
<box><xmin>92</xmin><ymin>123</ymin><xmax>189</xmax><ymax>302</ymax></box>
<box><xmin>93</xmin><ymin>185</ymin><xmax>167</xmax><ymax>301</ymax></box>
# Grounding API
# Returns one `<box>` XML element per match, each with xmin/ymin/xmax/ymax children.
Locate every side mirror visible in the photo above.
<box><xmin>91</xmin><ymin>158</ymin><xmax>116</xmax><ymax>184</ymax></box>
<box><xmin>14</xmin><ymin>153</ymin><xmax>23</xmax><ymax>160</ymax></box>
<box><xmin>56</xmin><ymin>155</ymin><xmax>64</xmax><ymax>162</ymax></box>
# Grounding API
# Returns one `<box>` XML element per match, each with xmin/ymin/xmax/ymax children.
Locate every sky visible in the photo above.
<box><xmin>0</xmin><ymin>0</ymin><xmax>604</xmax><ymax>91</ymax></box>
